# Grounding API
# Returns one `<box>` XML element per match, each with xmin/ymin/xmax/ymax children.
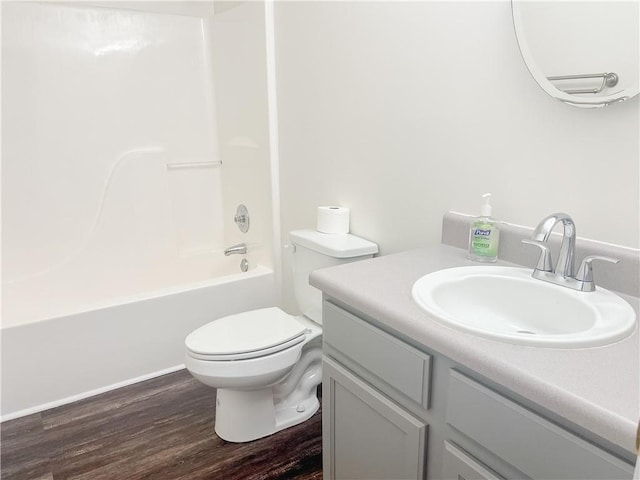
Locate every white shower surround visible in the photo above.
<box><xmin>2</xmin><ymin>3</ymin><xmax>227</xmax><ymax>291</ymax></box>
<box><xmin>1</xmin><ymin>1</ymin><xmax>278</xmax><ymax>418</ymax></box>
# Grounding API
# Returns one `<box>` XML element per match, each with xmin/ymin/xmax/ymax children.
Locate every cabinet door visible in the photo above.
<box><xmin>323</xmin><ymin>357</ymin><xmax>427</xmax><ymax>480</ymax></box>
<box><xmin>441</xmin><ymin>441</ymin><xmax>505</xmax><ymax>480</ymax></box>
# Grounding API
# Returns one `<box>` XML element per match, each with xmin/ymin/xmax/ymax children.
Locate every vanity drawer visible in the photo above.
<box><xmin>323</xmin><ymin>301</ymin><xmax>431</xmax><ymax>410</ymax></box>
<box><xmin>446</xmin><ymin>370</ymin><xmax>634</xmax><ymax>480</ymax></box>
<box><xmin>442</xmin><ymin>440</ymin><xmax>504</xmax><ymax>480</ymax></box>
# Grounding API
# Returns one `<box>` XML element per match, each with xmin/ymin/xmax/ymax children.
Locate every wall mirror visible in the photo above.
<box><xmin>512</xmin><ymin>1</ymin><xmax>639</xmax><ymax>108</ymax></box>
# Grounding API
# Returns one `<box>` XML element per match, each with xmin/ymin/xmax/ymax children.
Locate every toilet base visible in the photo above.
<box><xmin>214</xmin><ymin>387</ymin><xmax>319</xmax><ymax>443</ymax></box>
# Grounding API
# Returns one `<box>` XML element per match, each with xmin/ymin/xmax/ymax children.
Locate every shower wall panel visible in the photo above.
<box><xmin>2</xmin><ymin>2</ymin><xmax>224</xmax><ymax>327</ymax></box>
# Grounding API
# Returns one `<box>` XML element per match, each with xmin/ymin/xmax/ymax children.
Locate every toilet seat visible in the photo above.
<box><xmin>185</xmin><ymin>307</ymin><xmax>308</xmax><ymax>361</ymax></box>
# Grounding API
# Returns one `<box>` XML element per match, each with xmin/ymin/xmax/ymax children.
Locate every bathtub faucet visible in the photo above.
<box><xmin>224</xmin><ymin>243</ymin><xmax>247</xmax><ymax>256</ymax></box>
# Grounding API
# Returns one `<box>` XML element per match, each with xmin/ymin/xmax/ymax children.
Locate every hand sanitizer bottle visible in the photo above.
<box><xmin>468</xmin><ymin>193</ymin><xmax>500</xmax><ymax>263</ymax></box>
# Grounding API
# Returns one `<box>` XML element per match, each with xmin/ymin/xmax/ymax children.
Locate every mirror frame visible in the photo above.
<box><xmin>511</xmin><ymin>0</ymin><xmax>639</xmax><ymax>108</ymax></box>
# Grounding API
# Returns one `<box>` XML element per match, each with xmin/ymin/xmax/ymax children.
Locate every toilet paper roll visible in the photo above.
<box><xmin>317</xmin><ymin>206</ymin><xmax>350</xmax><ymax>234</ymax></box>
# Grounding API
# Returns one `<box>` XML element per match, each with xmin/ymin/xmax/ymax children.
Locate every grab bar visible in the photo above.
<box><xmin>547</xmin><ymin>72</ymin><xmax>619</xmax><ymax>95</ymax></box>
<box><xmin>166</xmin><ymin>160</ymin><xmax>222</xmax><ymax>170</ymax></box>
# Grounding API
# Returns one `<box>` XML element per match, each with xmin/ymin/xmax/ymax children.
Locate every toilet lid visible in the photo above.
<box><xmin>185</xmin><ymin>307</ymin><xmax>307</xmax><ymax>359</ymax></box>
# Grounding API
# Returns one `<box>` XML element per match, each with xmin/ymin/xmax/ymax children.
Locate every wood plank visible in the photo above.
<box><xmin>1</xmin><ymin>370</ymin><xmax>322</xmax><ymax>479</ymax></box>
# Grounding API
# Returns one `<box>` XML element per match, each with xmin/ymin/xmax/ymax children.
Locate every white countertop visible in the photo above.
<box><xmin>310</xmin><ymin>244</ymin><xmax>640</xmax><ymax>454</ymax></box>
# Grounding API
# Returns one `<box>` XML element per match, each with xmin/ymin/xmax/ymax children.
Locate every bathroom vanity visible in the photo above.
<box><xmin>311</xmin><ymin>214</ymin><xmax>639</xmax><ymax>480</ymax></box>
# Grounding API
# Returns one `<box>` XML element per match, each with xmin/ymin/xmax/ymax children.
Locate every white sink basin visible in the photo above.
<box><xmin>411</xmin><ymin>266</ymin><xmax>636</xmax><ymax>348</ymax></box>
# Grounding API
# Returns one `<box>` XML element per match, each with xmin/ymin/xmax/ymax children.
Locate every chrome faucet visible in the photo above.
<box><xmin>522</xmin><ymin>213</ymin><xmax>618</xmax><ymax>292</ymax></box>
<box><xmin>526</xmin><ymin>212</ymin><xmax>576</xmax><ymax>278</ymax></box>
<box><xmin>224</xmin><ymin>243</ymin><xmax>247</xmax><ymax>256</ymax></box>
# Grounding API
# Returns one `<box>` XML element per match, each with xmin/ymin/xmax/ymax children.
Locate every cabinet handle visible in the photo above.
<box><xmin>636</xmin><ymin>420</ymin><xmax>640</xmax><ymax>453</ymax></box>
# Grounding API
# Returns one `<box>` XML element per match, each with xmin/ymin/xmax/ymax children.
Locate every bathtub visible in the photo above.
<box><xmin>1</xmin><ymin>259</ymin><xmax>276</xmax><ymax>420</ymax></box>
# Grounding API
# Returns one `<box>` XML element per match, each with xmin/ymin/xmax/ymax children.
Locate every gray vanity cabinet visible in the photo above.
<box><xmin>323</xmin><ymin>358</ymin><xmax>427</xmax><ymax>479</ymax></box>
<box><xmin>322</xmin><ymin>301</ymin><xmax>431</xmax><ymax>480</ymax></box>
<box><xmin>321</xmin><ymin>300</ymin><xmax>636</xmax><ymax>480</ymax></box>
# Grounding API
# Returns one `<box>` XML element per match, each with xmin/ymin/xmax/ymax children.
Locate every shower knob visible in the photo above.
<box><xmin>234</xmin><ymin>204</ymin><xmax>250</xmax><ymax>233</ymax></box>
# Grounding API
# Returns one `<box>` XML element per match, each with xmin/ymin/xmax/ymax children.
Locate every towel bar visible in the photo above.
<box><xmin>547</xmin><ymin>72</ymin><xmax>619</xmax><ymax>94</ymax></box>
<box><xmin>166</xmin><ymin>160</ymin><xmax>222</xmax><ymax>170</ymax></box>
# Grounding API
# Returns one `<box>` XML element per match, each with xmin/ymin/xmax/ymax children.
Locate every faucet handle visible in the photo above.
<box><xmin>521</xmin><ymin>239</ymin><xmax>553</xmax><ymax>272</ymax></box>
<box><xmin>575</xmin><ymin>255</ymin><xmax>619</xmax><ymax>285</ymax></box>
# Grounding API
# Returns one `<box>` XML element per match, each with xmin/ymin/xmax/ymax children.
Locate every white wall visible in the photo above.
<box><xmin>274</xmin><ymin>1</ymin><xmax>639</xmax><ymax>312</ymax></box>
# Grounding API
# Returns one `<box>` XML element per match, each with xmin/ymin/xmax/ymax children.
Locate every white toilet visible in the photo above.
<box><xmin>184</xmin><ymin>229</ymin><xmax>378</xmax><ymax>442</ymax></box>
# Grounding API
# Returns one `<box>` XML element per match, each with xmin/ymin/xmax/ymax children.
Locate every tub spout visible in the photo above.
<box><xmin>224</xmin><ymin>243</ymin><xmax>247</xmax><ymax>256</ymax></box>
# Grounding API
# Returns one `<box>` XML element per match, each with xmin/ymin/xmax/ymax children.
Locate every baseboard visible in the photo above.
<box><xmin>1</xmin><ymin>364</ymin><xmax>186</xmax><ymax>422</ymax></box>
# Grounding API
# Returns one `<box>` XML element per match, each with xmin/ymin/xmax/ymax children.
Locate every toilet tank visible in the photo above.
<box><xmin>289</xmin><ymin>229</ymin><xmax>378</xmax><ymax>324</ymax></box>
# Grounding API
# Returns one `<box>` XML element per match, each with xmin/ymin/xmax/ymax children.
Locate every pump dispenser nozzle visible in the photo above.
<box><xmin>481</xmin><ymin>193</ymin><xmax>492</xmax><ymax>217</ymax></box>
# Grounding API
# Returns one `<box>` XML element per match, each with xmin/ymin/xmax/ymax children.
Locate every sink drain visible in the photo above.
<box><xmin>516</xmin><ymin>330</ymin><xmax>536</xmax><ymax>335</ymax></box>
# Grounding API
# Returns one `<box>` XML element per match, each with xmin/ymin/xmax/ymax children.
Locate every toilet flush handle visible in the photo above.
<box><xmin>283</xmin><ymin>244</ymin><xmax>296</xmax><ymax>254</ymax></box>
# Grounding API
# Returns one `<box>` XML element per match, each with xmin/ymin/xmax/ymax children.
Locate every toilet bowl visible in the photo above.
<box><xmin>185</xmin><ymin>308</ymin><xmax>322</xmax><ymax>442</ymax></box>
<box><xmin>185</xmin><ymin>229</ymin><xmax>378</xmax><ymax>442</ymax></box>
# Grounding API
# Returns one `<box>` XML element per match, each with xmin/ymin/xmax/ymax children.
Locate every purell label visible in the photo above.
<box><xmin>469</xmin><ymin>221</ymin><xmax>499</xmax><ymax>261</ymax></box>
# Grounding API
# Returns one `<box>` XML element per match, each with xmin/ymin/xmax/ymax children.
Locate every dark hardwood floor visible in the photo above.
<box><xmin>1</xmin><ymin>370</ymin><xmax>323</xmax><ymax>480</ymax></box>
